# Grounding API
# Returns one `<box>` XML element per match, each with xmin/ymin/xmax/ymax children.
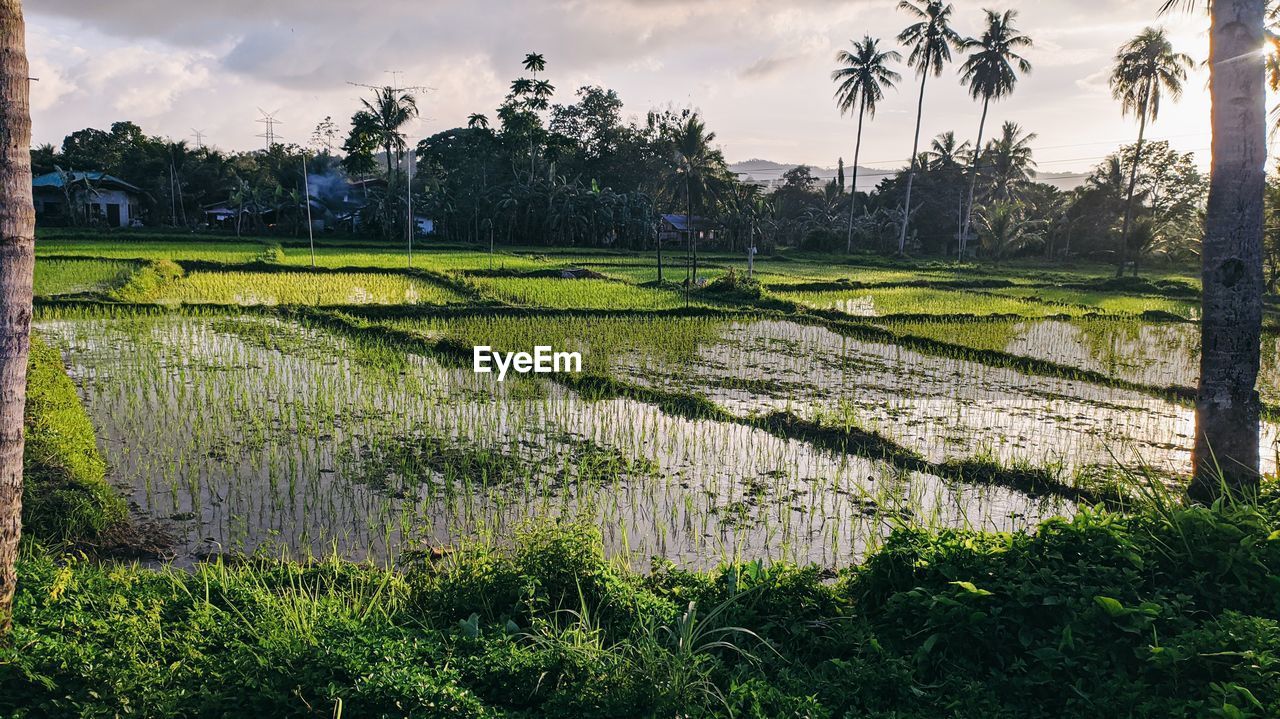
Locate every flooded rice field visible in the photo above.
<box><xmin>883</xmin><ymin>317</ymin><xmax>1280</xmax><ymax>404</ymax></box>
<box><xmin>38</xmin><ymin>315</ymin><xmax>1065</xmax><ymax>569</ymax></box>
<box><xmin>389</xmin><ymin>314</ymin><xmax>1280</xmax><ymax>477</ymax></box>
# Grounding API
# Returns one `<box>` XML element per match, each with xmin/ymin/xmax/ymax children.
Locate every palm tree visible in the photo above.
<box><xmin>0</xmin><ymin>0</ymin><xmax>34</xmax><ymax>635</ymax></box>
<box><xmin>895</xmin><ymin>0</ymin><xmax>963</xmax><ymax>255</ymax></box>
<box><xmin>360</xmin><ymin>86</ymin><xmax>419</xmax><ymax>179</ymax></box>
<box><xmin>958</xmin><ymin>9</ymin><xmax>1032</xmax><ymax>259</ymax></box>
<box><xmin>1160</xmin><ymin>0</ymin><xmax>1265</xmax><ymax>501</ymax></box>
<box><xmin>1109</xmin><ymin>27</ymin><xmax>1191</xmax><ymax>278</ymax></box>
<box><xmin>975</xmin><ymin>200</ymin><xmax>1036</xmax><ymax>262</ymax></box>
<box><xmin>926</xmin><ymin>131</ymin><xmax>970</xmax><ymax>171</ymax></box>
<box><xmin>832</xmin><ymin>35</ymin><xmax>902</xmax><ymax>253</ymax></box>
<box><xmin>523</xmin><ymin>52</ymin><xmax>547</xmax><ymax>75</ymax></box>
<box><xmin>667</xmin><ymin>115</ymin><xmax>725</xmax><ymax>287</ymax></box>
<box><xmin>979</xmin><ymin>121</ymin><xmax>1036</xmax><ymax>200</ymax></box>
<box><xmin>466</xmin><ymin>113</ymin><xmax>490</xmax><ymax>130</ymax></box>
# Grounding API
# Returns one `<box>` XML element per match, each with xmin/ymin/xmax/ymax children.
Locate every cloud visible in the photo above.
<box><xmin>740</xmin><ymin>55</ymin><xmax>800</xmax><ymax>80</ymax></box>
<box><xmin>23</xmin><ymin>0</ymin><xmax>1220</xmax><ymax>170</ymax></box>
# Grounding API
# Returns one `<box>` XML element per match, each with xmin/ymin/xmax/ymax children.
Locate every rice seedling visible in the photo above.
<box><xmin>37</xmin><ymin>239</ymin><xmax>265</xmax><ymax>263</ymax></box>
<box><xmin>986</xmin><ymin>285</ymin><xmax>1198</xmax><ymax>318</ymax></box>
<box><xmin>36</xmin><ymin>312</ymin><xmax>1067</xmax><ymax>571</ymax></box>
<box><xmin>33</xmin><ymin>258</ymin><xmax>137</xmax><ymax>296</ymax></box>
<box><xmin>148</xmin><ymin>270</ymin><xmax>466</xmax><ymax>306</ymax></box>
<box><xmin>775</xmin><ymin>285</ymin><xmax>1088</xmax><ymax>317</ymax></box>
<box><xmin>464</xmin><ymin>276</ymin><xmax>709</xmax><ymax>310</ymax></box>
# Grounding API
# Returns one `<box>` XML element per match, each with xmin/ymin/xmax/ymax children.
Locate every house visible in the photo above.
<box><xmin>659</xmin><ymin>214</ymin><xmax>718</xmax><ymax>246</ymax></box>
<box><xmin>33</xmin><ymin>171</ymin><xmax>143</xmax><ymax>228</ymax></box>
<box><xmin>201</xmin><ymin>201</ymin><xmax>277</xmax><ymax>231</ymax></box>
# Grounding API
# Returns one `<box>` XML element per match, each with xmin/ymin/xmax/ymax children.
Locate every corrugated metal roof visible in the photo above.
<box><xmin>660</xmin><ymin>214</ymin><xmax>714</xmax><ymax>231</ymax></box>
<box><xmin>32</xmin><ymin>171</ymin><xmax>143</xmax><ymax>194</ymax></box>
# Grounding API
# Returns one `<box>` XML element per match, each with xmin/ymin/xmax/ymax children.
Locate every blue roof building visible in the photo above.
<box><xmin>33</xmin><ymin>171</ymin><xmax>144</xmax><ymax>227</ymax></box>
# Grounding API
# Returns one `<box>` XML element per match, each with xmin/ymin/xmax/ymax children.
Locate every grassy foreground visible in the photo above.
<box><xmin>0</xmin><ymin>499</ymin><xmax>1277</xmax><ymax>718</ymax></box>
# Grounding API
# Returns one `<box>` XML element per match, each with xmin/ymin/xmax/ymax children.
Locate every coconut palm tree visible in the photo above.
<box><xmin>466</xmin><ymin>113</ymin><xmax>490</xmax><ymax>130</ymax></box>
<box><xmin>666</xmin><ymin>115</ymin><xmax>726</xmax><ymax>286</ymax></box>
<box><xmin>979</xmin><ymin>121</ymin><xmax>1037</xmax><ymax>200</ymax></box>
<box><xmin>832</xmin><ymin>35</ymin><xmax>902</xmax><ymax>253</ymax></box>
<box><xmin>360</xmin><ymin>86</ymin><xmax>419</xmax><ymax>179</ymax></box>
<box><xmin>0</xmin><ymin>0</ymin><xmax>33</xmax><ymax>635</ymax></box>
<box><xmin>975</xmin><ymin>199</ymin><xmax>1036</xmax><ymax>262</ymax></box>
<box><xmin>895</xmin><ymin>0</ymin><xmax>963</xmax><ymax>255</ymax></box>
<box><xmin>1160</xmin><ymin>0</ymin><xmax>1266</xmax><ymax>500</ymax></box>
<box><xmin>958</xmin><ymin>9</ymin><xmax>1032</xmax><ymax>259</ymax></box>
<box><xmin>1109</xmin><ymin>27</ymin><xmax>1191</xmax><ymax>278</ymax></box>
<box><xmin>926</xmin><ymin>131</ymin><xmax>970</xmax><ymax>171</ymax></box>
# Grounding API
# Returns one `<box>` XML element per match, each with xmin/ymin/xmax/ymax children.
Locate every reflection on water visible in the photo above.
<box><xmin>610</xmin><ymin>320</ymin><xmax>1280</xmax><ymax>475</ymax></box>
<box><xmin>887</xmin><ymin>317</ymin><xmax>1280</xmax><ymax>404</ymax></box>
<box><xmin>37</xmin><ymin>316</ymin><xmax>1065</xmax><ymax>570</ymax></box>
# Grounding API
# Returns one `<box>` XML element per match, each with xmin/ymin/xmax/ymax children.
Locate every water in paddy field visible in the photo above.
<box><xmin>36</xmin><ymin>316</ymin><xmax>1067</xmax><ymax>569</ymax></box>
<box><xmin>609</xmin><ymin>319</ymin><xmax>1280</xmax><ymax>477</ymax></box>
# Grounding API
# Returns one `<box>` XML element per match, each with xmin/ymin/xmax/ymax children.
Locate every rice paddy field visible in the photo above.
<box><xmin>29</xmin><ymin>232</ymin><xmax>1266</xmax><ymax>570</ymax></box>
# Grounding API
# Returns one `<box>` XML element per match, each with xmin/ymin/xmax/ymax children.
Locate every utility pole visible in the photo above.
<box><xmin>406</xmin><ymin>139</ymin><xmax>414</xmax><ymax>269</ymax></box>
<box><xmin>302</xmin><ymin>151</ymin><xmax>315</xmax><ymax>268</ymax></box>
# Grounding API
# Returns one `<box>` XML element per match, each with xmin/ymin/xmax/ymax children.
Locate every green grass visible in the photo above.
<box><xmin>4</xmin><ymin>498</ymin><xmax>1280</xmax><ymax>717</ymax></box>
<box><xmin>383</xmin><ymin>314</ymin><xmax>728</xmax><ymax>373</ymax></box>
<box><xmin>777</xmin><ymin>286</ymin><xmax>1088</xmax><ymax>317</ymax></box>
<box><xmin>22</xmin><ymin>334</ymin><xmax>127</xmax><ymax>542</ymax></box>
<box><xmin>33</xmin><ymin>258</ymin><xmax>137</xmax><ymax>297</ymax></box>
<box><xmin>988</xmin><ymin>286</ymin><xmax>1198</xmax><ymax>318</ymax></box>
<box><xmin>37</xmin><ymin>239</ymin><xmax>266</xmax><ymax>263</ymax></box>
<box><xmin>593</xmin><ymin>264</ymin><xmax>731</xmax><ymax>285</ymax></box>
<box><xmin>148</xmin><ymin>270</ymin><xmax>467</xmax><ymax>306</ymax></box>
<box><xmin>279</xmin><ymin>247</ymin><xmax>553</xmax><ymax>273</ymax></box>
<box><xmin>465</xmin><ymin>276</ymin><xmax>709</xmax><ymax>310</ymax></box>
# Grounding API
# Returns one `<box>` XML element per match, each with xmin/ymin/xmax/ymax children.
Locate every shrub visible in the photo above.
<box><xmin>111</xmin><ymin>258</ymin><xmax>184</xmax><ymax>302</ymax></box>
<box><xmin>22</xmin><ymin>335</ymin><xmax>126</xmax><ymax>542</ymax></box>
<box><xmin>257</xmin><ymin>242</ymin><xmax>286</xmax><ymax>264</ymax></box>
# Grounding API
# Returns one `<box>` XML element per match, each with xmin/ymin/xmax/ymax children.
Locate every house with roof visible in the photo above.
<box><xmin>659</xmin><ymin>214</ymin><xmax>719</xmax><ymax>247</ymax></box>
<box><xmin>33</xmin><ymin>171</ymin><xmax>144</xmax><ymax>228</ymax></box>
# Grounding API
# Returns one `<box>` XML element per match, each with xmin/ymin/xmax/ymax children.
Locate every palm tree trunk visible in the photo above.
<box><xmin>656</xmin><ymin>222</ymin><xmax>664</xmax><ymax>283</ymax></box>
<box><xmin>962</xmin><ymin>96</ymin><xmax>991</xmax><ymax>260</ymax></box>
<box><xmin>898</xmin><ymin>71</ymin><xmax>929</xmax><ymax>256</ymax></box>
<box><xmin>1116</xmin><ymin>80</ymin><xmax>1152</xmax><ymax>278</ymax></box>
<box><xmin>846</xmin><ymin>97</ymin><xmax>866</xmax><ymax>254</ymax></box>
<box><xmin>0</xmin><ymin>0</ymin><xmax>33</xmax><ymax>635</ymax></box>
<box><xmin>1190</xmin><ymin>0</ymin><xmax>1266</xmax><ymax>502</ymax></box>
<box><xmin>687</xmin><ymin>175</ymin><xmax>698</xmax><ymax>286</ymax></box>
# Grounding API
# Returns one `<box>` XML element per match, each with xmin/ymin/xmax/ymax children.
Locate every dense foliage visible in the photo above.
<box><xmin>2</xmin><ymin>498</ymin><xmax>1278</xmax><ymax>718</ymax></box>
<box><xmin>31</xmin><ymin>42</ymin><xmax>1213</xmax><ymax>272</ymax></box>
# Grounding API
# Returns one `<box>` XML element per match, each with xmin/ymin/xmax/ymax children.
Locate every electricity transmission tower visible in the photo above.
<box><xmin>256</xmin><ymin>108</ymin><xmax>282</xmax><ymax>149</ymax></box>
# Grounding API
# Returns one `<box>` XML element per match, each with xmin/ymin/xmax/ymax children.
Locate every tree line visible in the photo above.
<box><xmin>27</xmin><ymin>20</ymin><xmax>1224</xmax><ymax>278</ymax></box>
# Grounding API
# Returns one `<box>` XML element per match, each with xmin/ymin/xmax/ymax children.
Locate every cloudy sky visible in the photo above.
<box><xmin>25</xmin><ymin>0</ymin><xmax>1231</xmax><ymax>179</ymax></box>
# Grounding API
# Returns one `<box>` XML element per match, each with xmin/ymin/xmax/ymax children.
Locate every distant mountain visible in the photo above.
<box><xmin>728</xmin><ymin>159</ymin><xmax>882</xmax><ymax>193</ymax></box>
<box><xmin>728</xmin><ymin>158</ymin><xmax>1087</xmax><ymax>193</ymax></box>
<box><xmin>1031</xmin><ymin>171</ymin><xmax>1088</xmax><ymax>192</ymax></box>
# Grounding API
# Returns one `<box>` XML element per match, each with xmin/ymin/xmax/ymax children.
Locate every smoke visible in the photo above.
<box><xmin>306</xmin><ymin>170</ymin><xmax>350</xmax><ymax>208</ymax></box>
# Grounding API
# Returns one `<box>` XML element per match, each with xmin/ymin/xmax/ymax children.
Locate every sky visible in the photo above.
<box><xmin>25</xmin><ymin>0</ymin><xmax>1230</xmax><ymax>181</ymax></box>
